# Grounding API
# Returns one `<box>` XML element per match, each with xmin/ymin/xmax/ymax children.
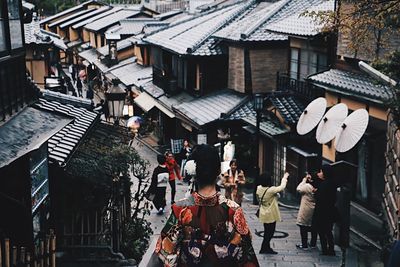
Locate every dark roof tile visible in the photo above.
<box><xmin>308</xmin><ymin>69</ymin><xmax>392</xmax><ymax>104</ymax></box>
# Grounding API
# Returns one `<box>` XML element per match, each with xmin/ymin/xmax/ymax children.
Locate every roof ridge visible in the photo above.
<box><xmin>186</xmin><ymin>0</ymin><xmax>256</xmax><ymax>54</ymax></box>
<box><xmin>167</xmin><ymin>5</ymin><xmax>237</xmax><ymax>41</ymax></box>
<box><xmin>240</xmin><ymin>0</ymin><xmax>291</xmax><ymax>40</ymax></box>
<box><xmin>144</xmin><ymin>1</ymin><xmax>247</xmax><ymax>39</ymax></box>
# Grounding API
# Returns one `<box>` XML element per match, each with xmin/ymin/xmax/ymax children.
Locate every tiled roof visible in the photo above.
<box><xmin>59</xmin><ymin>6</ymin><xmax>112</xmax><ymax>29</ymax></box>
<box><xmin>105</xmin><ymin>19</ymin><xmax>163</xmax><ymax>37</ymax></box>
<box><xmin>141</xmin><ymin>81</ymin><xmax>165</xmax><ymax>98</ymax></box>
<box><xmin>269</xmin><ymin>95</ymin><xmax>306</xmax><ymax>124</ymax></box>
<box><xmin>48</xmin><ymin>8</ymin><xmax>95</xmax><ymax>28</ymax></box>
<box><xmin>158</xmin><ymin>91</ymin><xmax>194</xmax><ymax>110</ymax></box>
<box><xmin>307</xmin><ymin>69</ymin><xmax>392</xmax><ymax>104</ymax></box>
<box><xmin>226</xmin><ymin>100</ymin><xmax>256</xmax><ymax>120</ymax></box>
<box><xmin>33</xmin><ymin>97</ymin><xmax>99</xmax><ymax>165</ymax></box>
<box><xmin>144</xmin><ymin>3</ymin><xmax>250</xmax><ymax>55</ymax></box>
<box><xmin>72</xmin><ymin>7</ymin><xmax>123</xmax><ymax>30</ymax></box>
<box><xmin>214</xmin><ymin>0</ymin><xmax>334</xmax><ymax>42</ymax></box>
<box><xmin>79</xmin><ymin>48</ymin><xmax>98</xmax><ymax>64</ymax></box>
<box><xmin>173</xmin><ymin>89</ymin><xmax>247</xmax><ymax>128</ymax></box>
<box><xmin>84</xmin><ymin>9</ymin><xmax>141</xmax><ymax>32</ymax></box>
<box><xmin>0</xmin><ymin>107</ymin><xmax>72</xmax><ymax>169</ymax></box>
<box><xmin>242</xmin><ymin>115</ymin><xmax>289</xmax><ymax>137</ymax></box>
<box><xmin>224</xmin><ymin>97</ymin><xmax>290</xmax><ymax>136</ymax></box>
<box><xmin>40</xmin><ymin>0</ymin><xmax>101</xmax><ymax>25</ymax></box>
<box><xmin>163</xmin><ymin>12</ymin><xmax>195</xmax><ymax>25</ymax></box>
<box><xmin>110</xmin><ymin>62</ymin><xmax>152</xmax><ymax>88</ymax></box>
<box><xmin>143</xmin><ymin>23</ymin><xmax>169</xmax><ymax>35</ymax></box>
<box><xmin>265</xmin><ymin>0</ymin><xmax>335</xmax><ymax>36</ymax></box>
<box><xmin>153</xmin><ymin>10</ymin><xmax>183</xmax><ymax>20</ymax></box>
<box><xmin>102</xmin><ymin>57</ymin><xmax>137</xmax><ymax>74</ymax></box>
<box><xmin>213</xmin><ymin>1</ymin><xmax>287</xmax><ymax>42</ymax></box>
<box><xmin>24</xmin><ymin>21</ymin><xmax>67</xmax><ymax>50</ymax></box>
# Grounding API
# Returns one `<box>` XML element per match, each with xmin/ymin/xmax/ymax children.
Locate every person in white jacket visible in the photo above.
<box><xmin>296</xmin><ymin>174</ymin><xmax>318</xmax><ymax>249</ymax></box>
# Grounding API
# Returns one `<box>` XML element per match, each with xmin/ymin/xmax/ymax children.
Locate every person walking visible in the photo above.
<box><xmin>149</xmin><ymin>154</ymin><xmax>169</xmax><ymax>215</ymax></box>
<box><xmin>256</xmin><ymin>172</ymin><xmax>289</xmax><ymax>254</ymax></box>
<box><xmin>178</xmin><ymin>139</ymin><xmax>192</xmax><ymax>182</ymax></box>
<box><xmin>76</xmin><ymin>77</ymin><xmax>83</xmax><ymax>97</ymax></box>
<box><xmin>312</xmin><ymin>164</ymin><xmax>338</xmax><ymax>256</ymax></box>
<box><xmin>154</xmin><ymin>144</ymin><xmax>259</xmax><ymax>266</ymax></box>
<box><xmin>165</xmin><ymin>151</ymin><xmax>182</xmax><ymax>205</ymax></box>
<box><xmin>296</xmin><ymin>174</ymin><xmax>318</xmax><ymax>250</ymax></box>
<box><xmin>69</xmin><ymin>63</ymin><xmax>76</xmax><ymax>83</ymax></box>
<box><xmin>222</xmin><ymin>159</ymin><xmax>246</xmax><ymax>205</ymax></box>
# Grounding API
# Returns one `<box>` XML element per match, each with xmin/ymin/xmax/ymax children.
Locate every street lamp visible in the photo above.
<box><xmin>105</xmin><ymin>78</ymin><xmax>126</xmax><ymax>125</ymax></box>
<box><xmin>253</xmin><ymin>93</ymin><xmax>264</xmax><ymax>204</ymax></box>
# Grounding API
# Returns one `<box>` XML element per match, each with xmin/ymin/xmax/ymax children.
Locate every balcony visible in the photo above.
<box><xmin>276</xmin><ymin>73</ymin><xmax>324</xmax><ymax>100</ymax></box>
<box><xmin>152</xmin><ymin>66</ymin><xmax>180</xmax><ymax>95</ymax></box>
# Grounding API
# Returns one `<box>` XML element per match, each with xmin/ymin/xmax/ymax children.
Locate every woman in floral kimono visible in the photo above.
<box><xmin>154</xmin><ymin>144</ymin><xmax>259</xmax><ymax>267</ymax></box>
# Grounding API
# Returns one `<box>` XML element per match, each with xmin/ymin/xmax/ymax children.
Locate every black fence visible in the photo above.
<box><xmin>276</xmin><ymin>73</ymin><xmax>324</xmax><ymax>101</ymax></box>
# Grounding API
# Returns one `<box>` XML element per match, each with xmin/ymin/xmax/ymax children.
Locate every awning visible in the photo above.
<box><xmin>0</xmin><ymin>107</ymin><xmax>73</xmax><ymax>168</ymax></box>
<box><xmin>134</xmin><ymin>92</ymin><xmax>156</xmax><ymax>112</ymax></box>
<box><xmin>134</xmin><ymin>92</ymin><xmax>175</xmax><ymax>118</ymax></box>
<box><xmin>82</xmin><ymin>60</ymin><xmax>90</xmax><ymax>67</ymax></box>
<box><xmin>154</xmin><ymin>102</ymin><xmax>175</xmax><ymax>118</ymax></box>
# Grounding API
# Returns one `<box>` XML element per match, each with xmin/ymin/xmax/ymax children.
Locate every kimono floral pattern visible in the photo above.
<box><xmin>156</xmin><ymin>192</ymin><xmax>259</xmax><ymax>267</ymax></box>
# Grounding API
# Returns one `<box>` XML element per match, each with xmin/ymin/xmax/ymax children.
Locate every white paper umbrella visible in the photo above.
<box><xmin>335</xmin><ymin>109</ymin><xmax>369</xmax><ymax>153</ymax></box>
<box><xmin>296</xmin><ymin>97</ymin><xmax>327</xmax><ymax>135</ymax></box>
<box><xmin>316</xmin><ymin>103</ymin><xmax>348</xmax><ymax>144</ymax></box>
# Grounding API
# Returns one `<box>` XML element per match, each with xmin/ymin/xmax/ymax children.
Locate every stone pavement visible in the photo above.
<box><xmin>131</xmin><ymin>138</ymin><xmax>343</xmax><ymax>267</ymax></box>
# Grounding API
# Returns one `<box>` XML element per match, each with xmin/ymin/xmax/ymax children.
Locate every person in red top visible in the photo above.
<box><xmin>165</xmin><ymin>151</ymin><xmax>182</xmax><ymax>204</ymax></box>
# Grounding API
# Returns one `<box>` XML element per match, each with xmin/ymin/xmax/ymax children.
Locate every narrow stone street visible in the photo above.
<box><xmin>132</xmin><ymin>138</ymin><xmax>343</xmax><ymax>267</ymax></box>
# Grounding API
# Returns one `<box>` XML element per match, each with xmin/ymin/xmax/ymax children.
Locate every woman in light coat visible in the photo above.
<box><xmin>256</xmin><ymin>172</ymin><xmax>289</xmax><ymax>254</ymax></box>
<box><xmin>296</xmin><ymin>174</ymin><xmax>318</xmax><ymax>249</ymax></box>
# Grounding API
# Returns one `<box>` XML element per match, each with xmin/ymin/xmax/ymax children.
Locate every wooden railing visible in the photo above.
<box><xmin>276</xmin><ymin>73</ymin><xmax>324</xmax><ymax>100</ymax></box>
<box><xmin>0</xmin><ymin>230</ymin><xmax>56</xmax><ymax>267</ymax></box>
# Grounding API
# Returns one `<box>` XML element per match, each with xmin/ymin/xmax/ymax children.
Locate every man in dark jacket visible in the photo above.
<box><xmin>312</xmin><ymin>164</ymin><xmax>338</xmax><ymax>256</ymax></box>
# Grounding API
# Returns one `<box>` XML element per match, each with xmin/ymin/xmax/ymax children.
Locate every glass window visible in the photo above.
<box><xmin>0</xmin><ymin>4</ymin><xmax>6</xmax><ymax>51</ymax></box>
<box><xmin>290</xmin><ymin>48</ymin><xmax>299</xmax><ymax>80</ymax></box>
<box><xmin>310</xmin><ymin>52</ymin><xmax>318</xmax><ymax>74</ymax></box>
<box><xmin>7</xmin><ymin>0</ymin><xmax>23</xmax><ymax>49</ymax></box>
<box><xmin>317</xmin><ymin>54</ymin><xmax>328</xmax><ymax>72</ymax></box>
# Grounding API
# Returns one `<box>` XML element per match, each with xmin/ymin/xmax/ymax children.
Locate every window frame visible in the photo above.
<box><xmin>0</xmin><ymin>0</ymin><xmax>25</xmax><ymax>58</ymax></box>
<box><xmin>289</xmin><ymin>48</ymin><xmax>300</xmax><ymax>80</ymax></box>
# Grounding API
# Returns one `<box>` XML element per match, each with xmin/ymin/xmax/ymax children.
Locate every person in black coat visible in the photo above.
<box><xmin>76</xmin><ymin>78</ymin><xmax>83</xmax><ymax>97</ymax></box>
<box><xmin>312</xmin><ymin>164</ymin><xmax>338</xmax><ymax>256</ymax></box>
<box><xmin>148</xmin><ymin>154</ymin><xmax>169</xmax><ymax>215</ymax></box>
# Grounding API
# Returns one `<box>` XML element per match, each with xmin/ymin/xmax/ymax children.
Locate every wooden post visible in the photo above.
<box><xmin>26</xmin><ymin>252</ymin><xmax>31</xmax><ymax>267</ymax></box>
<box><xmin>12</xmin><ymin>246</ymin><xmax>17</xmax><ymax>267</ymax></box>
<box><xmin>95</xmin><ymin>211</ymin><xmax>98</xmax><ymax>246</ymax></box>
<box><xmin>5</xmin><ymin>238</ymin><xmax>10</xmax><ymax>267</ymax></box>
<box><xmin>45</xmin><ymin>235</ymin><xmax>50</xmax><ymax>267</ymax></box>
<box><xmin>50</xmin><ymin>230</ymin><xmax>56</xmax><ymax>267</ymax></box>
<box><xmin>81</xmin><ymin>214</ymin><xmax>84</xmax><ymax>245</ymax></box>
<box><xmin>20</xmin><ymin>247</ymin><xmax>26</xmax><ymax>265</ymax></box>
<box><xmin>39</xmin><ymin>240</ymin><xmax>44</xmax><ymax>267</ymax></box>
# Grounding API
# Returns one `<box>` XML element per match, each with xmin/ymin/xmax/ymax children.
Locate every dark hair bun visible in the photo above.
<box><xmin>190</xmin><ymin>144</ymin><xmax>220</xmax><ymax>187</ymax></box>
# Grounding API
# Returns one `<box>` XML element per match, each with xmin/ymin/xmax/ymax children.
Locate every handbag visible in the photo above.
<box><xmin>145</xmin><ymin>186</ymin><xmax>156</xmax><ymax>201</ymax></box>
<box><xmin>145</xmin><ymin>191</ymin><xmax>155</xmax><ymax>201</ymax></box>
<box><xmin>255</xmin><ymin>187</ymin><xmax>268</xmax><ymax>218</ymax></box>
